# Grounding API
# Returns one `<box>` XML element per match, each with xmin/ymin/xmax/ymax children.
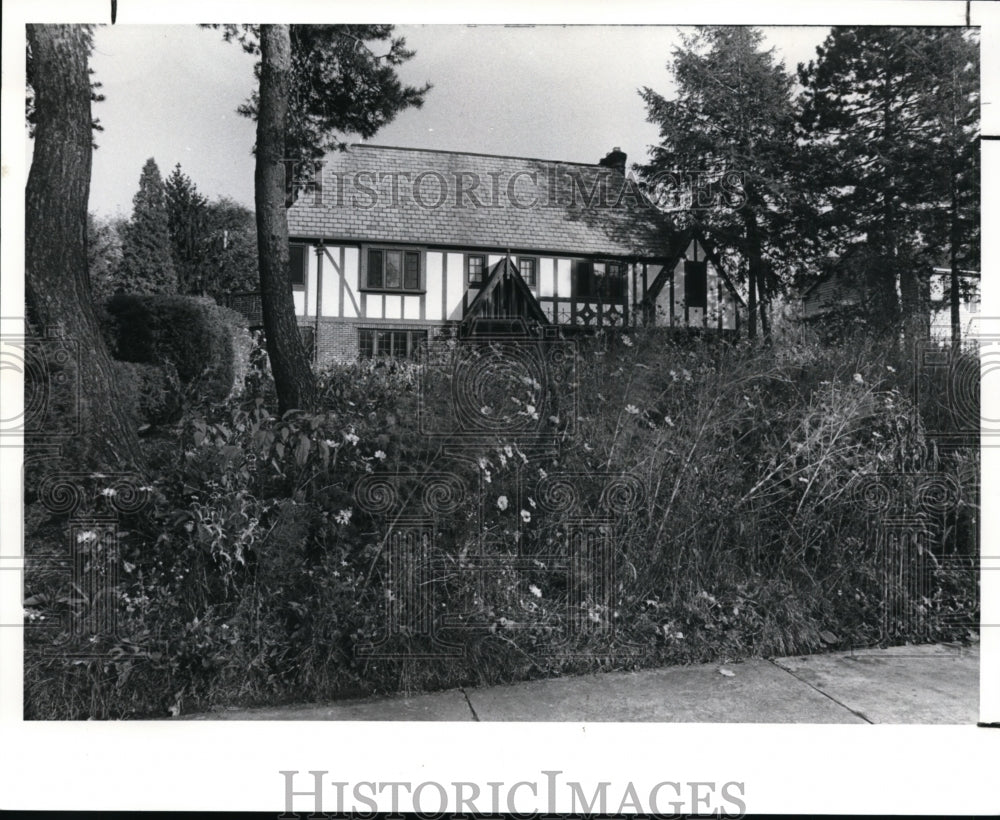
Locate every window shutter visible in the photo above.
<box><xmin>367</xmin><ymin>249</ymin><xmax>384</xmax><ymax>288</ymax></box>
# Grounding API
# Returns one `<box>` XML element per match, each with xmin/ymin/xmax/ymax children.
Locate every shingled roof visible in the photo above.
<box><xmin>287</xmin><ymin>144</ymin><xmax>674</xmax><ymax>258</ymax></box>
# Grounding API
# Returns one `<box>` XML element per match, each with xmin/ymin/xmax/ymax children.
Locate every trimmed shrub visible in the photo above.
<box><xmin>103</xmin><ymin>294</ymin><xmax>251</xmax><ymax>404</ymax></box>
<box><xmin>114</xmin><ymin>360</ymin><xmax>183</xmax><ymax>426</ymax></box>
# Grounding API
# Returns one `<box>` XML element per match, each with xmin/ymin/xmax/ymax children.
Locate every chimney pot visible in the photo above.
<box><xmin>599</xmin><ymin>147</ymin><xmax>627</xmax><ymax>173</ymax></box>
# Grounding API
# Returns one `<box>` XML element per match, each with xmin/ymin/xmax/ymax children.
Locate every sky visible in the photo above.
<box><xmin>86</xmin><ymin>24</ymin><xmax>831</xmax><ymax>218</ymax></box>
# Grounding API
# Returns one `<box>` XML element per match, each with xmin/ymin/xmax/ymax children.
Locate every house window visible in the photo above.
<box><xmin>358</xmin><ymin>328</ymin><xmax>428</xmax><ymax>360</ymax></box>
<box><xmin>573</xmin><ymin>259</ymin><xmax>626</xmax><ymax>303</ymax></box>
<box><xmin>365</xmin><ymin>248</ymin><xmax>422</xmax><ymax>291</ymax></box>
<box><xmin>518</xmin><ymin>257</ymin><xmax>537</xmax><ymax>287</ymax></box>
<box><xmin>467</xmin><ymin>254</ymin><xmax>487</xmax><ymax>284</ymax></box>
<box><xmin>684</xmin><ymin>260</ymin><xmax>708</xmax><ymax>308</ymax></box>
<box><xmin>289</xmin><ymin>244</ymin><xmax>307</xmax><ymax>288</ymax></box>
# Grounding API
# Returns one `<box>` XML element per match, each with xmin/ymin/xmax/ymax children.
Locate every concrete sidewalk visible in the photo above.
<box><xmin>189</xmin><ymin>643</ymin><xmax>980</xmax><ymax>723</ymax></box>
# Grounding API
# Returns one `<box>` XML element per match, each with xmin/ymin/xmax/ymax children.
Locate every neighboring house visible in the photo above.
<box><xmin>231</xmin><ymin>144</ymin><xmax>744</xmax><ymax>362</ymax></box>
<box><xmin>801</xmin><ymin>262</ymin><xmax>980</xmax><ymax>341</ymax></box>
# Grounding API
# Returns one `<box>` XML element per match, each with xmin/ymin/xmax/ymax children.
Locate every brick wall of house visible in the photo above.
<box><xmin>301</xmin><ymin>317</ymin><xmax>456</xmax><ymax>365</ymax></box>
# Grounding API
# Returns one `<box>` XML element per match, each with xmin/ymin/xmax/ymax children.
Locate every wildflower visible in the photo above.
<box><xmin>621</xmin><ymin>335</ymin><xmax>633</xmax><ymax>347</ymax></box>
<box><xmin>335</xmin><ymin>509</ymin><xmax>352</xmax><ymax>526</ymax></box>
<box><xmin>528</xmin><ymin>584</ymin><xmax>542</xmax><ymax>598</ymax></box>
<box><xmin>374</xmin><ymin>450</ymin><xmax>387</xmax><ymax>461</ymax></box>
<box><xmin>344</xmin><ymin>432</ymin><xmax>360</xmax><ymax>446</ymax></box>
<box><xmin>886</xmin><ymin>365</ymin><xmax>896</xmax><ymax>373</ymax></box>
<box><xmin>99</xmin><ymin>487</ymin><xmax>117</xmax><ymax>498</ymax></box>
<box><xmin>497</xmin><ymin>495</ymin><xmax>509</xmax><ymax>511</ymax></box>
<box><xmin>76</xmin><ymin>530</ymin><xmax>97</xmax><ymax>544</ymax></box>
<box><xmin>520</xmin><ymin>509</ymin><xmax>531</xmax><ymax>523</ymax></box>
<box><xmin>324</xmin><ymin>438</ymin><xmax>340</xmax><ymax>448</ymax></box>
<box><xmin>478</xmin><ymin>456</ymin><xmax>489</xmax><ymax>471</ymax></box>
<box><xmin>625</xmin><ymin>404</ymin><xmax>640</xmax><ymax>415</ymax></box>
<box><xmin>548</xmin><ymin>415</ymin><xmax>560</xmax><ymax>425</ymax></box>
<box><xmin>664</xmin><ymin>416</ymin><xmax>675</xmax><ymax>428</ymax></box>
<box><xmin>480</xmin><ymin>405</ymin><xmax>493</xmax><ymax>416</ymax></box>
<box><xmin>504</xmin><ymin>445</ymin><xmax>513</xmax><ymax>458</ymax></box>
<box><xmin>527</xmin><ymin>496</ymin><xmax>537</xmax><ymax>509</ymax></box>
<box><xmin>853</xmin><ymin>373</ymin><xmax>864</xmax><ymax>385</ymax></box>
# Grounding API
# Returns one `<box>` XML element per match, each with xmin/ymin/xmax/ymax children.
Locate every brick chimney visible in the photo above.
<box><xmin>599</xmin><ymin>146</ymin><xmax>627</xmax><ymax>173</ymax></box>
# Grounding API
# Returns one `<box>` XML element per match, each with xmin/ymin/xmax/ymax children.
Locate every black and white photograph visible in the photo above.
<box><xmin>1</xmin><ymin>0</ymin><xmax>998</xmax><ymax>815</ymax></box>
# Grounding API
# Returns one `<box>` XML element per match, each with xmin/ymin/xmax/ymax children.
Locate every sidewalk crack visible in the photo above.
<box><xmin>768</xmin><ymin>658</ymin><xmax>874</xmax><ymax>724</ymax></box>
<box><xmin>460</xmin><ymin>687</ymin><xmax>480</xmax><ymax>722</ymax></box>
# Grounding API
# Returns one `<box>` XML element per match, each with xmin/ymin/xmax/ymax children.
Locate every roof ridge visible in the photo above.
<box><xmin>349</xmin><ymin>142</ymin><xmax>608</xmax><ymax>169</ymax></box>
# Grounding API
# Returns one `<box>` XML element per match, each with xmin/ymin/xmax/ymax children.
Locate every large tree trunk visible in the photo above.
<box><xmin>254</xmin><ymin>24</ymin><xmax>318</xmax><ymax>414</ymax></box>
<box><xmin>25</xmin><ymin>24</ymin><xmax>144</xmax><ymax>472</ymax></box>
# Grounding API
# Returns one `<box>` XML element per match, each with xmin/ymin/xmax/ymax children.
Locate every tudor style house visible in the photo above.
<box><xmin>257</xmin><ymin>144</ymin><xmax>743</xmax><ymax>362</ymax></box>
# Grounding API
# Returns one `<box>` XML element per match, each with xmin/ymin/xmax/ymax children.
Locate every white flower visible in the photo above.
<box><xmin>334</xmin><ymin>509</ymin><xmax>352</xmax><ymax>525</ymax></box>
<box><xmin>344</xmin><ymin>432</ymin><xmax>360</xmax><ymax>446</ymax></box>
<box><xmin>480</xmin><ymin>405</ymin><xmax>493</xmax><ymax>416</ymax></box>
<box><xmin>520</xmin><ymin>509</ymin><xmax>531</xmax><ymax>523</ymax></box>
<box><xmin>374</xmin><ymin>450</ymin><xmax>387</xmax><ymax>461</ymax></box>
<box><xmin>886</xmin><ymin>365</ymin><xmax>896</xmax><ymax>373</ymax></box>
<box><xmin>621</xmin><ymin>335</ymin><xmax>633</xmax><ymax>347</ymax></box>
<box><xmin>625</xmin><ymin>404</ymin><xmax>640</xmax><ymax>415</ymax></box>
<box><xmin>76</xmin><ymin>530</ymin><xmax>97</xmax><ymax>544</ymax></box>
<box><xmin>497</xmin><ymin>495</ymin><xmax>509</xmax><ymax>511</ymax></box>
<box><xmin>99</xmin><ymin>487</ymin><xmax>117</xmax><ymax>497</ymax></box>
<box><xmin>504</xmin><ymin>445</ymin><xmax>513</xmax><ymax>458</ymax></box>
<box><xmin>528</xmin><ymin>584</ymin><xmax>542</xmax><ymax>598</ymax></box>
<box><xmin>853</xmin><ymin>373</ymin><xmax>864</xmax><ymax>385</ymax></box>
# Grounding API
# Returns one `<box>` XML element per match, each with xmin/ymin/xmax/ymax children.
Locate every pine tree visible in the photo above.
<box><xmin>918</xmin><ymin>29</ymin><xmax>980</xmax><ymax>348</ymax></box>
<box><xmin>164</xmin><ymin>163</ymin><xmax>209</xmax><ymax>295</ymax></box>
<box><xmin>117</xmin><ymin>157</ymin><xmax>178</xmax><ymax>294</ymax></box>
<box><xmin>795</xmin><ymin>27</ymin><xmax>977</xmax><ymax>340</ymax></box>
<box><xmin>637</xmin><ymin>27</ymin><xmax>799</xmax><ymax>340</ymax></box>
<box><xmin>212</xmin><ymin>24</ymin><xmax>430</xmax><ymax>412</ymax></box>
<box><xmin>25</xmin><ymin>24</ymin><xmax>144</xmax><ymax>471</ymax></box>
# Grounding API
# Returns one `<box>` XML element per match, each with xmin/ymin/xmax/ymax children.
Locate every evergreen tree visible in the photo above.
<box><xmin>164</xmin><ymin>163</ymin><xmax>209</xmax><ymax>295</ymax></box>
<box><xmin>796</xmin><ymin>27</ymin><xmax>978</xmax><ymax>341</ymax></box>
<box><xmin>213</xmin><ymin>24</ymin><xmax>430</xmax><ymax>412</ymax></box>
<box><xmin>25</xmin><ymin>24</ymin><xmax>144</xmax><ymax>471</ymax></box>
<box><xmin>918</xmin><ymin>29</ymin><xmax>980</xmax><ymax>348</ymax></box>
<box><xmin>637</xmin><ymin>27</ymin><xmax>799</xmax><ymax>340</ymax></box>
<box><xmin>117</xmin><ymin>158</ymin><xmax>178</xmax><ymax>294</ymax></box>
